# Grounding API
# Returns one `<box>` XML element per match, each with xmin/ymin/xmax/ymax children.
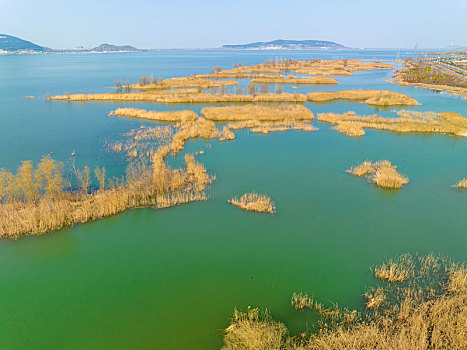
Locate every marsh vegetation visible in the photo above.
<box><xmin>317</xmin><ymin>110</ymin><xmax>467</xmax><ymax>137</ymax></box>
<box><xmin>228</xmin><ymin>193</ymin><xmax>276</xmax><ymax>214</ymax></box>
<box><xmin>346</xmin><ymin>160</ymin><xmax>409</xmax><ymax>189</ymax></box>
<box><xmin>223</xmin><ymin>254</ymin><xmax>467</xmax><ymax>350</ymax></box>
<box><xmin>307</xmin><ymin>90</ymin><xmax>419</xmax><ymax>106</ymax></box>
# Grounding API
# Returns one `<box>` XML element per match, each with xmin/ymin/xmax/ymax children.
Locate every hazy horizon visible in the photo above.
<box><xmin>1</xmin><ymin>0</ymin><xmax>466</xmax><ymax>50</ymax></box>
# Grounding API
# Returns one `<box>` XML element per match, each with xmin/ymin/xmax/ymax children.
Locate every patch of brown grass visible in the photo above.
<box><xmin>346</xmin><ymin>160</ymin><xmax>409</xmax><ymax>189</ymax></box>
<box><xmin>307</xmin><ymin>90</ymin><xmax>419</xmax><ymax>106</ymax></box>
<box><xmin>109</xmin><ymin>108</ymin><xmax>198</xmax><ymax>122</ymax></box>
<box><xmin>317</xmin><ymin>110</ymin><xmax>467</xmax><ymax>138</ymax></box>
<box><xmin>229</xmin><ymin>193</ymin><xmax>275</xmax><ymax>214</ymax></box>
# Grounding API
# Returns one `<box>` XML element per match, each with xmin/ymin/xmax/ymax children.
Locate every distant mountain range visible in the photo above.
<box><xmin>222</xmin><ymin>39</ymin><xmax>347</xmax><ymax>50</ymax></box>
<box><xmin>0</xmin><ymin>34</ymin><xmax>143</xmax><ymax>54</ymax></box>
<box><xmin>0</xmin><ymin>34</ymin><xmax>349</xmax><ymax>55</ymax></box>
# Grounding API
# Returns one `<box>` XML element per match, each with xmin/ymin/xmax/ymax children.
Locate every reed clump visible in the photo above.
<box><xmin>251</xmin><ymin>76</ymin><xmax>337</xmax><ymax>85</ymax></box>
<box><xmin>223</xmin><ymin>307</ymin><xmax>288</xmax><ymax>350</ymax></box>
<box><xmin>307</xmin><ymin>90</ymin><xmax>419</xmax><ymax>106</ymax></box>
<box><xmin>317</xmin><ymin>110</ymin><xmax>467</xmax><ymax>138</ymax></box>
<box><xmin>202</xmin><ymin>105</ymin><xmax>314</xmax><ymax>122</ymax></box>
<box><xmin>346</xmin><ymin>160</ymin><xmax>409</xmax><ymax>189</ymax></box>
<box><xmin>228</xmin><ymin>193</ymin><xmax>276</xmax><ymax>214</ymax></box>
<box><xmin>452</xmin><ymin>178</ymin><xmax>467</xmax><ymax>189</ymax></box>
<box><xmin>291</xmin><ymin>292</ymin><xmax>315</xmax><ymax>310</ymax></box>
<box><xmin>223</xmin><ymin>254</ymin><xmax>467</xmax><ymax>350</ymax></box>
<box><xmin>374</xmin><ymin>254</ymin><xmax>415</xmax><ymax>282</ymax></box>
<box><xmin>109</xmin><ymin>108</ymin><xmax>198</xmax><ymax>122</ymax></box>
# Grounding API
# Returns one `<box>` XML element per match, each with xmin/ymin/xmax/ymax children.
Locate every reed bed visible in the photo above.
<box><xmin>251</xmin><ymin>76</ymin><xmax>337</xmax><ymax>85</ymax></box>
<box><xmin>317</xmin><ymin>111</ymin><xmax>467</xmax><ymax>137</ymax></box>
<box><xmin>202</xmin><ymin>105</ymin><xmax>313</xmax><ymax>122</ymax></box>
<box><xmin>198</xmin><ymin>73</ymin><xmax>285</xmax><ymax>80</ymax></box>
<box><xmin>223</xmin><ymin>254</ymin><xmax>467</xmax><ymax>350</ymax></box>
<box><xmin>109</xmin><ymin>108</ymin><xmax>198</xmax><ymax>122</ymax></box>
<box><xmin>346</xmin><ymin>160</ymin><xmax>409</xmax><ymax>189</ymax></box>
<box><xmin>0</xmin><ymin>150</ymin><xmax>215</xmax><ymax>238</ymax></box>
<box><xmin>216</xmin><ymin>59</ymin><xmax>394</xmax><ymax>76</ymax></box>
<box><xmin>48</xmin><ymin>91</ymin><xmax>307</xmax><ymax>104</ymax></box>
<box><xmin>228</xmin><ymin>193</ymin><xmax>275</xmax><ymax>214</ymax></box>
<box><xmin>228</xmin><ymin>119</ymin><xmax>317</xmax><ymax>134</ymax></box>
<box><xmin>307</xmin><ymin>90</ymin><xmax>419</xmax><ymax>106</ymax></box>
<box><xmin>452</xmin><ymin>178</ymin><xmax>467</xmax><ymax>189</ymax></box>
<box><xmin>129</xmin><ymin>76</ymin><xmax>238</xmax><ymax>89</ymax></box>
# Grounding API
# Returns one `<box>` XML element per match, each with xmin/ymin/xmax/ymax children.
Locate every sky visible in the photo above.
<box><xmin>0</xmin><ymin>0</ymin><xmax>466</xmax><ymax>49</ymax></box>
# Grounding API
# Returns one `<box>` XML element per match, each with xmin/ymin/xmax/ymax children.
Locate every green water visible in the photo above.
<box><xmin>0</xmin><ymin>50</ymin><xmax>466</xmax><ymax>349</ymax></box>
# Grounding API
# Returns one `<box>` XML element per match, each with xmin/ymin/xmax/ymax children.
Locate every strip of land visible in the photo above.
<box><xmin>392</xmin><ymin>59</ymin><xmax>467</xmax><ymax>98</ymax></box>
<box><xmin>211</xmin><ymin>59</ymin><xmax>395</xmax><ymax>76</ymax></box>
<box><xmin>317</xmin><ymin>110</ymin><xmax>467</xmax><ymax>137</ymax></box>
<box><xmin>109</xmin><ymin>108</ymin><xmax>198</xmax><ymax>121</ymax></box>
<box><xmin>307</xmin><ymin>90</ymin><xmax>419</xmax><ymax>106</ymax></box>
<box><xmin>201</xmin><ymin>104</ymin><xmax>313</xmax><ymax>121</ymax></box>
<box><xmin>251</xmin><ymin>75</ymin><xmax>337</xmax><ymax>85</ymax></box>
<box><xmin>129</xmin><ymin>76</ymin><xmax>238</xmax><ymax>89</ymax></box>
<box><xmin>48</xmin><ymin>91</ymin><xmax>307</xmax><ymax>103</ymax></box>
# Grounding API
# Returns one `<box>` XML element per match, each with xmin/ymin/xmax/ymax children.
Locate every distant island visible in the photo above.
<box><xmin>222</xmin><ymin>39</ymin><xmax>347</xmax><ymax>50</ymax></box>
<box><xmin>0</xmin><ymin>34</ymin><xmax>144</xmax><ymax>55</ymax></box>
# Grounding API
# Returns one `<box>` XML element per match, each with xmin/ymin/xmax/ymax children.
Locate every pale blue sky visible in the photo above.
<box><xmin>1</xmin><ymin>0</ymin><xmax>466</xmax><ymax>49</ymax></box>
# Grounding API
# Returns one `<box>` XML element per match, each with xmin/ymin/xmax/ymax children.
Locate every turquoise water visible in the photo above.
<box><xmin>0</xmin><ymin>50</ymin><xmax>466</xmax><ymax>349</ymax></box>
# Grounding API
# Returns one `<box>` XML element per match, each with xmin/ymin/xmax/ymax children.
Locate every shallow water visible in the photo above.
<box><xmin>0</xmin><ymin>49</ymin><xmax>466</xmax><ymax>349</ymax></box>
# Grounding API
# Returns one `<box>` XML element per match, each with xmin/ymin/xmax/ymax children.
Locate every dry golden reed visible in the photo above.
<box><xmin>228</xmin><ymin>193</ymin><xmax>276</xmax><ymax>214</ymax></box>
<box><xmin>317</xmin><ymin>110</ymin><xmax>467</xmax><ymax>138</ymax></box>
<box><xmin>307</xmin><ymin>90</ymin><xmax>419</xmax><ymax>106</ymax></box>
<box><xmin>0</xmin><ymin>149</ymin><xmax>215</xmax><ymax>238</ymax></box>
<box><xmin>129</xmin><ymin>76</ymin><xmax>238</xmax><ymax>90</ymax></box>
<box><xmin>48</xmin><ymin>91</ymin><xmax>307</xmax><ymax>104</ymax></box>
<box><xmin>223</xmin><ymin>254</ymin><xmax>467</xmax><ymax>350</ymax></box>
<box><xmin>201</xmin><ymin>104</ymin><xmax>314</xmax><ymax>122</ymax></box>
<box><xmin>109</xmin><ymin>108</ymin><xmax>198</xmax><ymax>122</ymax></box>
<box><xmin>251</xmin><ymin>75</ymin><xmax>337</xmax><ymax>85</ymax></box>
<box><xmin>346</xmin><ymin>160</ymin><xmax>409</xmax><ymax>189</ymax></box>
<box><xmin>452</xmin><ymin>178</ymin><xmax>467</xmax><ymax>189</ymax></box>
<box><xmin>215</xmin><ymin>59</ymin><xmax>394</xmax><ymax>76</ymax></box>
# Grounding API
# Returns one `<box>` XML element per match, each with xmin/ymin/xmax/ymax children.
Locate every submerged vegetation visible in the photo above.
<box><xmin>346</xmin><ymin>160</ymin><xmax>409</xmax><ymax>189</ymax></box>
<box><xmin>307</xmin><ymin>90</ymin><xmax>419</xmax><ymax>106</ymax></box>
<box><xmin>228</xmin><ymin>193</ymin><xmax>276</xmax><ymax>214</ymax></box>
<box><xmin>223</xmin><ymin>254</ymin><xmax>467</xmax><ymax>350</ymax></box>
<box><xmin>317</xmin><ymin>110</ymin><xmax>467</xmax><ymax>137</ymax></box>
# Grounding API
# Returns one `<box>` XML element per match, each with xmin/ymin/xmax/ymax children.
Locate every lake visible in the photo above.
<box><xmin>0</xmin><ymin>49</ymin><xmax>466</xmax><ymax>349</ymax></box>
